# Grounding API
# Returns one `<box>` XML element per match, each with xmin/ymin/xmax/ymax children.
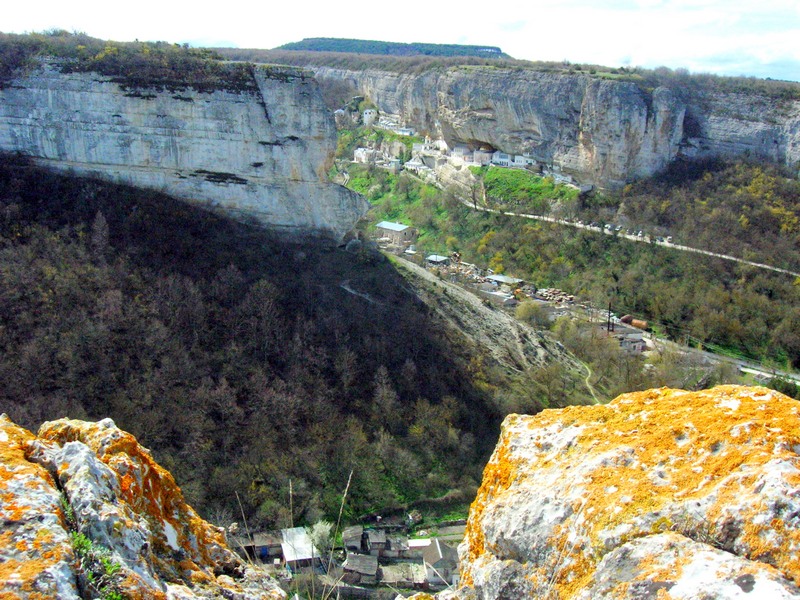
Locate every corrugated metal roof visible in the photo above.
<box><xmin>423</xmin><ymin>538</ymin><xmax>458</xmax><ymax>565</ymax></box>
<box><xmin>281</xmin><ymin>527</ymin><xmax>320</xmax><ymax>563</ymax></box>
<box><xmin>426</xmin><ymin>254</ymin><xmax>450</xmax><ymax>263</ymax></box>
<box><xmin>343</xmin><ymin>553</ymin><xmax>378</xmax><ymax>576</ymax></box>
<box><xmin>487</xmin><ymin>274</ymin><xmax>524</xmax><ymax>285</ymax></box>
<box><xmin>377</xmin><ymin>221</ymin><xmax>409</xmax><ymax>232</ymax></box>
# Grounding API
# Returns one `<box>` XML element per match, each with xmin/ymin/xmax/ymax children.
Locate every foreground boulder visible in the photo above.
<box><xmin>456</xmin><ymin>385</ymin><xmax>800</xmax><ymax>599</ymax></box>
<box><xmin>0</xmin><ymin>414</ymin><xmax>285</xmax><ymax>599</ymax></box>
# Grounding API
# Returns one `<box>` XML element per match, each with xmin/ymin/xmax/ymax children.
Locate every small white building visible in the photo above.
<box><xmin>512</xmin><ymin>154</ymin><xmax>537</xmax><ymax>167</ymax></box>
<box><xmin>422</xmin><ymin>539</ymin><xmax>459</xmax><ymax>586</ymax></box>
<box><xmin>363</xmin><ymin>108</ymin><xmax>378</xmax><ymax>126</ymax></box>
<box><xmin>491</xmin><ymin>151</ymin><xmax>511</xmax><ymax>167</ymax></box>
<box><xmin>281</xmin><ymin>527</ymin><xmax>323</xmax><ymax>571</ymax></box>
<box><xmin>354</xmin><ymin>147</ymin><xmax>376</xmax><ymax>164</ymax></box>
<box><xmin>376</xmin><ymin>221</ymin><xmax>416</xmax><ymax>245</ymax></box>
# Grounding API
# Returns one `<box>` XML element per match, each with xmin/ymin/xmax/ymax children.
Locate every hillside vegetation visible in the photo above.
<box><xmin>0</xmin><ymin>153</ymin><xmax>532</xmax><ymax>528</ymax></box>
<box><xmin>0</xmin><ymin>30</ymin><xmax>255</xmax><ymax>92</ymax></box>
<box><xmin>3</xmin><ymin>148</ymin><xmax>646</xmax><ymax>533</ymax></box>
<box><xmin>348</xmin><ymin>154</ymin><xmax>800</xmax><ymax>369</ymax></box>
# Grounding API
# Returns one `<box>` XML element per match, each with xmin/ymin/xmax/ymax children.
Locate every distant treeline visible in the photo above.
<box><xmin>277</xmin><ymin>38</ymin><xmax>510</xmax><ymax>59</ymax></box>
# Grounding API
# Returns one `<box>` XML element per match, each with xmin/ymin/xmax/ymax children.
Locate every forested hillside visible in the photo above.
<box><xmin>351</xmin><ymin>157</ymin><xmax>800</xmax><ymax>369</ymax></box>
<box><xmin>0</xmin><ymin>153</ymin><xmax>535</xmax><ymax>528</ymax></box>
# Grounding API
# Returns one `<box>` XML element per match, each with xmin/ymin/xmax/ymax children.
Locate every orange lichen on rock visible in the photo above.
<box><xmin>457</xmin><ymin>386</ymin><xmax>800</xmax><ymax>599</ymax></box>
<box><xmin>460</xmin><ymin>419</ymin><xmax>521</xmax><ymax>586</ymax></box>
<box><xmin>38</xmin><ymin>418</ymin><xmax>236</xmax><ymax>571</ymax></box>
<box><xmin>0</xmin><ymin>415</ymin><xmax>78</xmax><ymax>599</ymax></box>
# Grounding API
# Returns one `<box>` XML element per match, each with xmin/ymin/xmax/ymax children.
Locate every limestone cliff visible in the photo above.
<box><xmin>446</xmin><ymin>385</ymin><xmax>800</xmax><ymax>599</ymax></box>
<box><xmin>314</xmin><ymin>66</ymin><xmax>800</xmax><ymax>189</ymax></box>
<box><xmin>0</xmin><ymin>414</ymin><xmax>285</xmax><ymax>599</ymax></box>
<box><xmin>0</xmin><ymin>60</ymin><xmax>368</xmax><ymax>241</ymax></box>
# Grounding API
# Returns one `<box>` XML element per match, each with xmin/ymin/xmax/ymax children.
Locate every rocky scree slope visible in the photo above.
<box><xmin>315</xmin><ymin>66</ymin><xmax>800</xmax><ymax>189</ymax></box>
<box><xmin>409</xmin><ymin>385</ymin><xmax>800</xmax><ymax>599</ymax></box>
<box><xmin>0</xmin><ymin>59</ymin><xmax>368</xmax><ymax>241</ymax></box>
<box><xmin>0</xmin><ymin>414</ymin><xmax>284</xmax><ymax>599</ymax></box>
<box><xmin>392</xmin><ymin>256</ymin><xmax>578</xmax><ymax>374</ymax></box>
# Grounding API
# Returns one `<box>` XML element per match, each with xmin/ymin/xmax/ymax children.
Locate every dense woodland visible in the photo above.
<box><xmin>0</xmin><ymin>154</ymin><xmax>517</xmax><ymax>528</ymax></box>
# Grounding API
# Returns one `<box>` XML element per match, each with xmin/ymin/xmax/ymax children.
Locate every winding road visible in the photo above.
<box><xmin>459</xmin><ymin>199</ymin><xmax>800</xmax><ymax>279</ymax></box>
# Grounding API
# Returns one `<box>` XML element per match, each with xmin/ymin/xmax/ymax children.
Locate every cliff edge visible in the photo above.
<box><xmin>315</xmin><ymin>66</ymin><xmax>800</xmax><ymax>189</ymax></box>
<box><xmin>0</xmin><ymin>414</ymin><xmax>285</xmax><ymax>599</ymax></box>
<box><xmin>447</xmin><ymin>385</ymin><xmax>800</xmax><ymax>599</ymax></box>
<box><xmin>0</xmin><ymin>59</ymin><xmax>368</xmax><ymax>241</ymax></box>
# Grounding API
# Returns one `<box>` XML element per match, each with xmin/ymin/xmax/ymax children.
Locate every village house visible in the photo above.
<box><xmin>342</xmin><ymin>525</ymin><xmax>366</xmax><ymax>554</ymax></box>
<box><xmin>487</xmin><ymin>274</ymin><xmax>524</xmax><ymax>288</ymax></box>
<box><xmin>380</xmin><ymin>561</ymin><xmax>427</xmax><ymax>589</ymax></box>
<box><xmin>366</xmin><ymin>529</ymin><xmax>387</xmax><ymax>557</ymax></box>
<box><xmin>616</xmin><ymin>331</ymin><xmax>647</xmax><ymax>353</ymax></box>
<box><xmin>281</xmin><ymin>527</ymin><xmax>324</xmax><ymax>572</ymax></box>
<box><xmin>491</xmin><ymin>151</ymin><xmax>511</xmax><ymax>167</ymax></box>
<box><xmin>422</xmin><ymin>539</ymin><xmax>459</xmax><ymax>587</ymax></box>
<box><xmin>403</xmin><ymin>154</ymin><xmax>431</xmax><ymax>175</ymax></box>
<box><xmin>376</xmin><ymin>221</ymin><xmax>417</xmax><ymax>245</ymax></box>
<box><xmin>342</xmin><ymin>553</ymin><xmax>379</xmax><ymax>585</ymax></box>
<box><xmin>513</xmin><ymin>153</ymin><xmax>537</xmax><ymax>167</ymax></box>
<box><xmin>231</xmin><ymin>531</ymin><xmax>282</xmax><ymax>563</ymax></box>
<box><xmin>473</xmin><ymin>148</ymin><xmax>494</xmax><ymax>166</ymax></box>
<box><xmin>354</xmin><ymin>147</ymin><xmax>377</xmax><ymax>164</ymax></box>
<box><xmin>362</xmin><ymin>108</ymin><xmax>378</xmax><ymax>127</ymax></box>
<box><xmin>426</xmin><ymin>254</ymin><xmax>450</xmax><ymax>267</ymax></box>
<box><xmin>451</xmin><ymin>145</ymin><xmax>471</xmax><ymax>160</ymax></box>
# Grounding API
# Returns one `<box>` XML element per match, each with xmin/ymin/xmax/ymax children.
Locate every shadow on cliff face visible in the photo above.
<box><xmin>0</xmin><ymin>153</ymin><xmax>500</xmax><ymax>527</ymax></box>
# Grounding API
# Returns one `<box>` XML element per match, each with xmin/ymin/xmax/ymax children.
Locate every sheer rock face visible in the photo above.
<box><xmin>314</xmin><ymin>67</ymin><xmax>800</xmax><ymax>189</ymax></box>
<box><xmin>456</xmin><ymin>385</ymin><xmax>800</xmax><ymax>600</ymax></box>
<box><xmin>0</xmin><ymin>61</ymin><xmax>368</xmax><ymax>241</ymax></box>
<box><xmin>0</xmin><ymin>414</ymin><xmax>285</xmax><ymax>600</ymax></box>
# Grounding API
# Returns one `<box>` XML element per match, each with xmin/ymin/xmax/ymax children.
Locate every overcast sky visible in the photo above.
<box><xmin>4</xmin><ymin>0</ymin><xmax>799</xmax><ymax>81</ymax></box>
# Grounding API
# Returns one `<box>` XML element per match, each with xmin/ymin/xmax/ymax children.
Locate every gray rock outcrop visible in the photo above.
<box><xmin>0</xmin><ymin>414</ymin><xmax>285</xmax><ymax>599</ymax></box>
<box><xmin>0</xmin><ymin>60</ymin><xmax>368</xmax><ymax>241</ymax></box>
<box><xmin>450</xmin><ymin>385</ymin><xmax>800</xmax><ymax>599</ymax></box>
<box><xmin>314</xmin><ymin>66</ymin><xmax>800</xmax><ymax>189</ymax></box>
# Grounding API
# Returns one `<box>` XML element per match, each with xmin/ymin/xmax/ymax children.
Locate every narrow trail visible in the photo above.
<box><xmin>339</xmin><ymin>279</ymin><xmax>380</xmax><ymax>304</ymax></box>
<box><xmin>579</xmin><ymin>359</ymin><xmax>601</xmax><ymax>404</ymax></box>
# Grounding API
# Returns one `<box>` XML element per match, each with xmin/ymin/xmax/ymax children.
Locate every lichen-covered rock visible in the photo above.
<box><xmin>0</xmin><ymin>414</ymin><xmax>285</xmax><ymax>599</ymax></box>
<box><xmin>0</xmin><ymin>60</ymin><xmax>368</xmax><ymax>241</ymax></box>
<box><xmin>457</xmin><ymin>385</ymin><xmax>800</xmax><ymax>599</ymax></box>
<box><xmin>0</xmin><ymin>415</ymin><xmax>80</xmax><ymax>599</ymax></box>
